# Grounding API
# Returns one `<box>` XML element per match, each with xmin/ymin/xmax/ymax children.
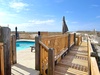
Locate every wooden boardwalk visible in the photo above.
<box><xmin>55</xmin><ymin>42</ymin><xmax>89</xmax><ymax>75</ymax></box>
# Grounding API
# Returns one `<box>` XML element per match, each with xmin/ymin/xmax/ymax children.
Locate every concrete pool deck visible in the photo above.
<box><xmin>11</xmin><ymin>48</ymin><xmax>39</xmax><ymax>75</ymax></box>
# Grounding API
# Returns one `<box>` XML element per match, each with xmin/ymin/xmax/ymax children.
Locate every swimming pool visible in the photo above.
<box><xmin>16</xmin><ymin>40</ymin><xmax>35</xmax><ymax>51</ymax></box>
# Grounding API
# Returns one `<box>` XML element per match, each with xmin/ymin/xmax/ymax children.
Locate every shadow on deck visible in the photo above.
<box><xmin>11</xmin><ymin>63</ymin><xmax>39</xmax><ymax>75</ymax></box>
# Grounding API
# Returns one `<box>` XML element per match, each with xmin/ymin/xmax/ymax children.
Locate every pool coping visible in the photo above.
<box><xmin>16</xmin><ymin>39</ymin><xmax>35</xmax><ymax>42</ymax></box>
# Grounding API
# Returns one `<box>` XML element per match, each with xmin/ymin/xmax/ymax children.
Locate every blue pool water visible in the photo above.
<box><xmin>16</xmin><ymin>41</ymin><xmax>35</xmax><ymax>51</ymax></box>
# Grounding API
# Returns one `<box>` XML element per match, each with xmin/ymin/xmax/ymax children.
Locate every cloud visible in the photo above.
<box><xmin>2</xmin><ymin>23</ymin><xmax>28</xmax><ymax>31</ymax></box>
<box><xmin>7</xmin><ymin>21</ymin><xmax>59</xmax><ymax>32</ymax></box>
<box><xmin>0</xmin><ymin>12</ymin><xmax>6</xmax><ymax>16</ymax></box>
<box><xmin>0</xmin><ymin>11</ymin><xmax>19</xmax><ymax>24</ymax></box>
<box><xmin>28</xmin><ymin>19</ymin><xmax>55</xmax><ymax>25</ymax></box>
<box><xmin>96</xmin><ymin>16</ymin><xmax>100</xmax><ymax>18</ymax></box>
<box><xmin>0</xmin><ymin>0</ymin><xmax>7</xmax><ymax>5</ymax></box>
<box><xmin>0</xmin><ymin>11</ymin><xmax>18</xmax><ymax>17</ymax></box>
<box><xmin>91</xmin><ymin>4</ymin><xmax>99</xmax><ymax>7</ymax></box>
<box><xmin>4</xmin><ymin>19</ymin><xmax>57</xmax><ymax>31</ymax></box>
<box><xmin>9</xmin><ymin>1</ymin><xmax>29</xmax><ymax>12</ymax></box>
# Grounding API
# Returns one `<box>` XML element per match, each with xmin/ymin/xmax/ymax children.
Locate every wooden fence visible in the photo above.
<box><xmin>35</xmin><ymin>32</ymin><xmax>82</xmax><ymax>75</ymax></box>
<box><xmin>87</xmin><ymin>39</ymin><xmax>100</xmax><ymax>75</ymax></box>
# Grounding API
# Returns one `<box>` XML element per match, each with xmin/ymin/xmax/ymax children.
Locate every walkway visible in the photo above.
<box><xmin>55</xmin><ymin>42</ymin><xmax>89</xmax><ymax>75</ymax></box>
<box><xmin>11</xmin><ymin>48</ymin><xmax>39</xmax><ymax>75</ymax></box>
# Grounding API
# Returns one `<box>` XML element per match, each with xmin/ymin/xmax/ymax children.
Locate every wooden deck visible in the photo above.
<box><xmin>35</xmin><ymin>32</ymin><xmax>99</xmax><ymax>75</ymax></box>
<box><xmin>55</xmin><ymin>42</ymin><xmax>89</xmax><ymax>75</ymax></box>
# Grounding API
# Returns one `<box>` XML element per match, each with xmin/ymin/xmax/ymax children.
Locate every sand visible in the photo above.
<box><xmin>11</xmin><ymin>48</ymin><xmax>39</xmax><ymax>75</ymax></box>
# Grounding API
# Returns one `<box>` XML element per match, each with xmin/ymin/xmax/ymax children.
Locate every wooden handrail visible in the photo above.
<box><xmin>88</xmin><ymin>39</ymin><xmax>100</xmax><ymax>75</ymax></box>
<box><xmin>90</xmin><ymin>42</ymin><xmax>100</xmax><ymax>75</ymax></box>
<box><xmin>91</xmin><ymin>57</ymin><xmax>100</xmax><ymax>75</ymax></box>
<box><xmin>39</xmin><ymin>41</ymin><xmax>49</xmax><ymax>51</ymax></box>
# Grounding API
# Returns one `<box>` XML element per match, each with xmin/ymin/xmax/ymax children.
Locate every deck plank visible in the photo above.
<box><xmin>55</xmin><ymin>42</ymin><xmax>89</xmax><ymax>75</ymax></box>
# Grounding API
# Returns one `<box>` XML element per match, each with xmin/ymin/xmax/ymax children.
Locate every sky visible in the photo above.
<box><xmin>0</xmin><ymin>0</ymin><xmax>100</xmax><ymax>32</ymax></box>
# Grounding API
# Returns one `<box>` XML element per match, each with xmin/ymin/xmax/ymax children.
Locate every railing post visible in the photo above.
<box><xmin>74</xmin><ymin>33</ymin><xmax>76</xmax><ymax>45</ymax></box>
<box><xmin>38</xmin><ymin>31</ymin><xmax>40</xmax><ymax>36</ymax></box>
<box><xmin>0</xmin><ymin>27</ymin><xmax>11</xmax><ymax>75</ymax></box>
<box><xmin>12</xmin><ymin>35</ymin><xmax>17</xmax><ymax>64</ymax></box>
<box><xmin>77</xmin><ymin>36</ymin><xmax>79</xmax><ymax>46</ymax></box>
<box><xmin>35</xmin><ymin>35</ymin><xmax>41</xmax><ymax>70</ymax></box>
<box><xmin>48</xmin><ymin>48</ymin><xmax>55</xmax><ymax>75</ymax></box>
<box><xmin>87</xmin><ymin>39</ymin><xmax>91</xmax><ymax>75</ymax></box>
<box><xmin>81</xmin><ymin>36</ymin><xmax>82</xmax><ymax>42</ymax></box>
<box><xmin>10</xmin><ymin>35</ymin><xmax>13</xmax><ymax>64</ymax></box>
<box><xmin>68</xmin><ymin>34</ymin><xmax>70</xmax><ymax>52</ymax></box>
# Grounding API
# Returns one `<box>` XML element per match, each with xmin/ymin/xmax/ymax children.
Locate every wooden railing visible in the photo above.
<box><xmin>0</xmin><ymin>43</ymin><xmax>4</xmax><ymax>75</ymax></box>
<box><xmin>39</xmin><ymin>41</ymin><xmax>54</xmax><ymax>75</ymax></box>
<box><xmin>35</xmin><ymin>34</ymin><xmax>69</xmax><ymax>75</ymax></box>
<box><xmin>35</xmin><ymin>32</ymin><xmax>81</xmax><ymax>75</ymax></box>
<box><xmin>87</xmin><ymin>39</ymin><xmax>100</xmax><ymax>75</ymax></box>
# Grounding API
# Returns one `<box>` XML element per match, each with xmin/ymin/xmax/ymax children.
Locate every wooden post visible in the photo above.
<box><xmin>35</xmin><ymin>35</ymin><xmax>41</xmax><ymax>70</ymax></box>
<box><xmin>77</xmin><ymin>36</ymin><xmax>79</xmax><ymax>46</ymax></box>
<box><xmin>0</xmin><ymin>43</ymin><xmax>4</xmax><ymax>75</ymax></box>
<box><xmin>87</xmin><ymin>39</ymin><xmax>91</xmax><ymax>75</ymax></box>
<box><xmin>48</xmin><ymin>48</ymin><xmax>54</xmax><ymax>75</ymax></box>
<box><xmin>81</xmin><ymin>36</ymin><xmax>82</xmax><ymax>42</ymax></box>
<box><xmin>15</xmin><ymin>27</ymin><xmax>17</xmax><ymax>40</ymax></box>
<box><xmin>38</xmin><ymin>31</ymin><xmax>40</xmax><ymax>36</ymax></box>
<box><xmin>10</xmin><ymin>36</ymin><xmax>13</xmax><ymax>64</ymax></box>
<box><xmin>38</xmin><ymin>31</ymin><xmax>48</xmax><ymax>36</ymax></box>
<box><xmin>0</xmin><ymin>27</ymin><xmax>11</xmax><ymax>75</ymax></box>
<box><xmin>12</xmin><ymin>35</ymin><xmax>17</xmax><ymax>64</ymax></box>
<box><xmin>0</xmin><ymin>45</ymin><xmax>2</xmax><ymax>75</ymax></box>
<box><xmin>68</xmin><ymin>34</ymin><xmax>70</xmax><ymax>52</ymax></box>
<box><xmin>74</xmin><ymin>33</ymin><xmax>76</xmax><ymax>45</ymax></box>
